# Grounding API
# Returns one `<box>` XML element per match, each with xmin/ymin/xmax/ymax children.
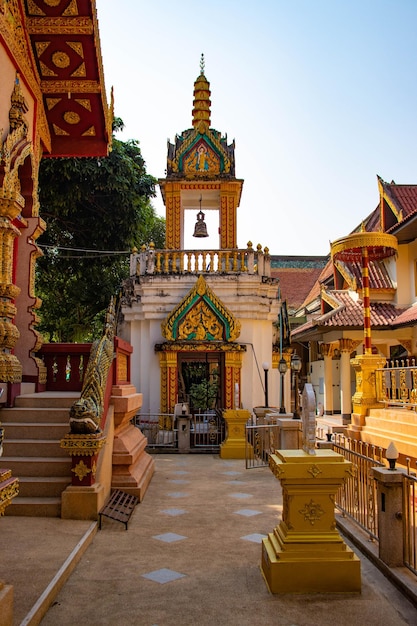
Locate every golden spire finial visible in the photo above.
<box><xmin>192</xmin><ymin>55</ymin><xmax>211</xmax><ymax>133</ymax></box>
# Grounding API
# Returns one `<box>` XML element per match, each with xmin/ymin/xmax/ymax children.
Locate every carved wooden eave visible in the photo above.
<box><xmin>161</xmin><ymin>275</ymin><xmax>241</xmax><ymax>342</ymax></box>
<box><xmin>24</xmin><ymin>0</ymin><xmax>111</xmax><ymax>157</ymax></box>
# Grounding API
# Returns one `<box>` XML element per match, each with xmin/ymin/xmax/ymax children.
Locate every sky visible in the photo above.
<box><xmin>95</xmin><ymin>0</ymin><xmax>417</xmax><ymax>256</ymax></box>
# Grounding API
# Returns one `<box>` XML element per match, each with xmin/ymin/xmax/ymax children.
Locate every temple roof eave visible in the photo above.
<box><xmin>155</xmin><ymin>341</ymin><xmax>247</xmax><ymax>352</ymax></box>
<box><xmin>24</xmin><ymin>0</ymin><xmax>111</xmax><ymax>158</ymax></box>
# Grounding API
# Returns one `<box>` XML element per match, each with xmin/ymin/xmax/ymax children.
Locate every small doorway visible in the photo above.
<box><xmin>178</xmin><ymin>352</ymin><xmax>223</xmax><ymax>413</ymax></box>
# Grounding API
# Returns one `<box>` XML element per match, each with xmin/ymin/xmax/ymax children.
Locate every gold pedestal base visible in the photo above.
<box><xmin>262</xmin><ymin>531</ymin><xmax>361</xmax><ymax>593</ymax></box>
<box><xmin>61</xmin><ymin>483</ymin><xmax>105</xmax><ymax>520</ymax></box>
<box><xmin>220</xmin><ymin>409</ymin><xmax>251</xmax><ymax>459</ymax></box>
<box><xmin>261</xmin><ymin>450</ymin><xmax>361</xmax><ymax>593</ymax></box>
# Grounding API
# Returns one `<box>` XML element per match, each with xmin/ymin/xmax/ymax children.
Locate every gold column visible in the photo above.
<box><xmin>165</xmin><ymin>182</ymin><xmax>181</xmax><ymax>249</ymax></box>
<box><xmin>224</xmin><ymin>350</ymin><xmax>242</xmax><ymax>409</ymax></box>
<box><xmin>219</xmin><ymin>182</ymin><xmax>240</xmax><ymax>249</ymax></box>
<box><xmin>0</xmin><ymin>197</ymin><xmax>23</xmax><ymax>383</ymax></box>
<box><xmin>158</xmin><ymin>350</ymin><xmax>178</xmax><ymax>418</ymax></box>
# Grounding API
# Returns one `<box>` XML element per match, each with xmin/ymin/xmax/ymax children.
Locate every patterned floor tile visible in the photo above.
<box><xmin>153</xmin><ymin>533</ymin><xmax>187</xmax><ymax>543</ymax></box>
<box><xmin>241</xmin><ymin>533</ymin><xmax>267</xmax><ymax>543</ymax></box>
<box><xmin>234</xmin><ymin>509</ymin><xmax>262</xmax><ymax>517</ymax></box>
<box><xmin>160</xmin><ymin>508</ymin><xmax>187</xmax><ymax>516</ymax></box>
<box><xmin>229</xmin><ymin>492</ymin><xmax>253</xmax><ymax>499</ymax></box>
<box><xmin>166</xmin><ymin>492</ymin><xmax>189</xmax><ymax>498</ymax></box>
<box><xmin>142</xmin><ymin>568</ymin><xmax>186</xmax><ymax>584</ymax></box>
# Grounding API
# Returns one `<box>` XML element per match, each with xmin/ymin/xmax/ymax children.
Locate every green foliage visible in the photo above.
<box><xmin>189</xmin><ymin>379</ymin><xmax>218</xmax><ymax>411</ymax></box>
<box><xmin>36</xmin><ymin>123</ymin><xmax>165</xmax><ymax>342</ymax></box>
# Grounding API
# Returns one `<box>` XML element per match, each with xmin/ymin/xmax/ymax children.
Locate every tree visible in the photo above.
<box><xmin>36</xmin><ymin>119</ymin><xmax>165</xmax><ymax>341</ymax></box>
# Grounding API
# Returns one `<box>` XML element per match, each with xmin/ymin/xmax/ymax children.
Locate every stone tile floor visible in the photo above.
<box><xmin>38</xmin><ymin>454</ymin><xmax>417</xmax><ymax>626</ymax></box>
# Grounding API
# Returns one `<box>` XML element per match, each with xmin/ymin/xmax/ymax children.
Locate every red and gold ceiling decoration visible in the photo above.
<box><xmin>25</xmin><ymin>0</ymin><xmax>111</xmax><ymax>156</ymax></box>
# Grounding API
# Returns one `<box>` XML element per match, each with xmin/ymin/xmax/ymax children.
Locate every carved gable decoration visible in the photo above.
<box><xmin>162</xmin><ymin>275</ymin><xmax>240</xmax><ymax>342</ymax></box>
<box><xmin>167</xmin><ymin>128</ymin><xmax>235</xmax><ymax>180</ymax></box>
<box><xmin>183</xmin><ymin>138</ymin><xmax>220</xmax><ymax>177</ymax></box>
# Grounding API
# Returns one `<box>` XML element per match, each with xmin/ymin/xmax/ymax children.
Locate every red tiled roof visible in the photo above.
<box><xmin>393</xmin><ymin>305</ymin><xmax>417</xmax><ymax>327</ymax></box>
<box><xmin>300</xmin><ymin>259</ymin><xmax>333</xmax><ymax>309</ymax></box>
<box><xmin>344</xmin><ymin>259</ymin><xmax>394</xmax><ymax>290</ymax></box>
<box><xmin>271</xmin><ymin>267</ymin><xmax>322</xmax><ymax>311</ymax></box>
<box><xmin>292</xmin><ymin>290</ymin><xmax>406</xmax><ymax>339</ymax></box>
<box><xmin>385</xmin><ymin>184</ymin><xmax>417</xmax><ymax>219</ymax></box>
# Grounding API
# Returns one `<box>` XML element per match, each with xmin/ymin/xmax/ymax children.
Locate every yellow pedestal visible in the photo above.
<box><xmin>351</xmin><ymin>353</ymin><xmax>386</xmax><ymax>417</ymax></box>
<box><xmin>262</xmin><ymin>449</ymin><xmax>361</xmax><ymax>593</ymax></box>
<box><xmin>220</xmin><ymin>409</ymin><xmax>251</xmax><ymax>459</ymax></box>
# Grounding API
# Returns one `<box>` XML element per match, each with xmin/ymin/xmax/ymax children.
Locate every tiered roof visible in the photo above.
<box><xmin>292</xmin><ymin>175</ymin><xmax>417</xmax><ymax>341</ymax></box>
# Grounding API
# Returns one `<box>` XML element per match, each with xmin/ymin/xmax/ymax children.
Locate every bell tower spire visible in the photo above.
<box><xmin>192</xmin><ymin>53</ymin><xmax>211</xmax><ymax>134</ymax></box>
<box><xmin>160</xmin><ymin>56</ymin><xmax>243</xmax><ymax>250</ymax></box>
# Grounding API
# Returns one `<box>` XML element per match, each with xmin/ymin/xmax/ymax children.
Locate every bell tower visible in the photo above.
<box><xmin>159</xmin><ymin>55</ymin><xmax>244</xmax><ymax>250</ymax></box>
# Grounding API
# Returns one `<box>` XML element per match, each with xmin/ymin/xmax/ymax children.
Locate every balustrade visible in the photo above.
<box><xmin>132</xmin><ymin>244</ymin><xmax>271</xmax><ymax>278</ymax></box>
<box><xmin>376</xmin><ymin>359</ymin><xmax>417</xmax><ymax>408</ymax></box>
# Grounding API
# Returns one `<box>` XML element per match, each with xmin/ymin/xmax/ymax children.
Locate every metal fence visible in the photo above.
<box><xmin>135</xmin><ymin>414</ymin><xmax>177</xmax><ymax>449</ymax></box>
<box><xmin>190</xmin><ymin>411</ymin><xmax>225</xmax><ymax>449</ymax></box>
<box><xmin>333</xmin><ymin>434</ymin><xmax>384</xmax><ymax>541</ymax></box>
<box><xmin>134</xmin><ymin>411</ymin><xmax>225</xmax><ymax>451</ymax></box>
<box><xmin>245</xmin><ymin>423</ymin><xmax>280</xmax><ymax>469</ymax></box>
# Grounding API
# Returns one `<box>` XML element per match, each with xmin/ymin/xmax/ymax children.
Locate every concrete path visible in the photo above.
<box><xmin>1</xmin><ymin>454</ymin><xmax>417</xmax><ymax>625</ymax></box>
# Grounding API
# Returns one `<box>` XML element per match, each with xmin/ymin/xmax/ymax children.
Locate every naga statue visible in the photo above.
<box><xmin>69</xmin><ymin>298</ymin><xmax>116</xmax><ymax>434</ymax></box>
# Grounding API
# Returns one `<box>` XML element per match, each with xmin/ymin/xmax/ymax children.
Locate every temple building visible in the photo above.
<box><xmin>0</xmin><ymin>0</ymin><xmax>110</xmax><ymax>405</ymax></box>
<box><xmin>0</xmin><ymin>3</ymin><xmax>110</xmax><ymax>617</ymax></box>
<box><xmin>291</xmin><ymin>176</ymin><xmax>417</xmax><ymax>464</ymax></box>
<box><xmin>121</xmin><ymin>56</ymin><xmax>281</xmax><ymax>418</ymax></box>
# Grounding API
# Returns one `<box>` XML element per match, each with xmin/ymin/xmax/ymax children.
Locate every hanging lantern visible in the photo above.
<box><xmin>193</xmin><ymin>196</ymin><xmax>209</xmax><ymax>238</ymax></box>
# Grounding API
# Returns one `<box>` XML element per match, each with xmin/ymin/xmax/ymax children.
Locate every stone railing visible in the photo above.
<box><xmin>130</xmin><ymin>242</ymin><xmax>272</xmax><ymax>278</ymax></box>
<box><xmin>375</xmin><ymin>359</ymin><xmax>417</xmax><ymax>408</ymax></box>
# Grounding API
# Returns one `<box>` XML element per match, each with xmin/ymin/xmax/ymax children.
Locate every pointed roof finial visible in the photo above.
<box><xmin>192</xmin><ymin>55</ymin><xmax>211</xmax><ymax>132</ymax></box>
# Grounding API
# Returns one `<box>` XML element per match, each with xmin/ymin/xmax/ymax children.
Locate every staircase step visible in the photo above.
<box><xmin>5</xmin><ymin>496</ymin><xmax>61</xmax><ymax>517</ymax></box>
<box><xmin>1</xmin><ymin>456</ymin><xmax>72</xmax><ymax>477</ymax></box>
<box><xmin>17</xmin><ymin>476</ymin><xmax>71</xmax><ymax>497</ymax></box>
<box><xmin>3</xmin><ymin>439</ymin><xmax>69</xmax><ymax>457</ymax></box>
<box><xmin>0</xmin><ymin>407</ymin><xmax>71</xmax><ymax>423</ymax></box>
<box><xmin>0</xmin><ymin>392</ymin><xmax>82</xmax><ymax>517</ymax></box>
<box><xmin>14</xmin><ymin>392</ymin><xmax>79</xmax><ymax>409</ymax></box>
<box><xmin>2</xmin><ymin>422</ymin><xmax>70</xmax><ymax>439</ymax></box>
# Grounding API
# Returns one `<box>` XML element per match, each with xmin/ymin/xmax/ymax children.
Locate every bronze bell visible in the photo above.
<box><xmin>193</xmin><ymin>210</ymin><xmax>209</xmax><ymax>238</ymax></box>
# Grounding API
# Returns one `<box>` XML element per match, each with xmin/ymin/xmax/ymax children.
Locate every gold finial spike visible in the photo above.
<box><xmin>192</xmin><ymin>55</ymin><xmax>211</xmax><ymax>132</ymax></box>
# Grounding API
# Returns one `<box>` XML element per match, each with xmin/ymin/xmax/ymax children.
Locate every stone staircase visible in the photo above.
<box><xmin>0</xmin><ymin>392</ymin><xmax>79</xmax><ymax>516</ymax></box>
<box><xmin>350</xmin><ymin>407</ymin><xmax>417</xmax><ymax>466</ymax></box>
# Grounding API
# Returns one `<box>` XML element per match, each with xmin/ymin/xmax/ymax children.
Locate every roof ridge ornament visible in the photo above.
<box><xmin>192</xmin><ymin>55</ymin><xmax>211</xmax><ymax>133</ymax></box>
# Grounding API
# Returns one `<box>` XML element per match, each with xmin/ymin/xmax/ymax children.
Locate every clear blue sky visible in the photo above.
<box><xmin>96</xmin><ymin>0</ymin><xmax>417</xmax><ymax>255</ymax></box>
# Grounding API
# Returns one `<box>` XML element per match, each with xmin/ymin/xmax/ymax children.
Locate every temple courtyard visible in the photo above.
<box><xmin>1</xmin><ymin>454</ymin><xmax>416</xmax><ymax>625</ymax></box>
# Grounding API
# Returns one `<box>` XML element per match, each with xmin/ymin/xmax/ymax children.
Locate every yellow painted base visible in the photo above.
<box><xmin>0</xmin><ymin>580</ymin><xmax>13</xmax><ymax>626</ymax></box>
<box><xmin>220</xmin><ymin>409</ymin><xmax>251</xmax><ymax>459</ymax></box>
<box><xmin>262</xmin><ymin>449</ymin><xmax>361</xmax><ymax>593</ymax></box>
<box><xmin>61</xmin><ymin>483</ymin><xmax>105</xmax><ymax>520</ymax></box>
<box><xmin>261</xmin><ymin>532</ymin><xmax>361</xmax><ymax>594</ymax></box>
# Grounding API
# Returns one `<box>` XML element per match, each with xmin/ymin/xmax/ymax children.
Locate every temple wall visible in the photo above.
<box><xmin>122</xmin><ymin>273</ymin><xmax>279</xmax><ymax>414</ymax></box>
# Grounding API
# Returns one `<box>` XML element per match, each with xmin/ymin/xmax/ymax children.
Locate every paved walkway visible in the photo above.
<box><xmin>1</xmin><ymin>454</ymin><xmax>417</xmax><ymax>625</ymax></box>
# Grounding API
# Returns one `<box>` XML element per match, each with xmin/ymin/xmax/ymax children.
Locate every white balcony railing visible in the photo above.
<box><xmin>130</xmin><ymin>243</ymin><xmax>272</xmax><ymax>278</ymax></box>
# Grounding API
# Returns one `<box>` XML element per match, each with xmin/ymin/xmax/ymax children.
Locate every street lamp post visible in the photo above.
<box><xmin>278</xmin><ymin>357</ymin><xmax>287</xmax><ymax>413</ymax></box>
<box><xmin>262</xmin><ymin>362</ymin><xmax>269</xmax><ymax>408</ymax></box>
<box><xmin>291</xmin><ymin>353</ymin><xmax>302</xmax><ymax>419</ymax></box>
